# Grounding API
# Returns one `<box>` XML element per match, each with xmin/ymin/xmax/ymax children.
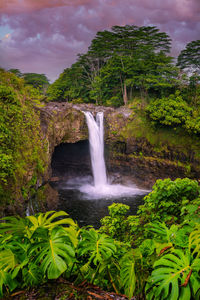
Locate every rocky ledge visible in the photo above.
<box><xmin>39</xmin><ymin>102</ymin><xmax>200</xmax><ymax>189</ymax></box>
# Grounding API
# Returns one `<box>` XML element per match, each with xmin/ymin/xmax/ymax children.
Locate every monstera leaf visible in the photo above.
<box><xmin>30</xmin><ymin>227</ymin><xmax>75</xmax><ymax>279</ymax></box>
<box><xmin>148</xmin><ymin>222</ymin><xmax>179</xmax><ymax>243</ymax></box>
<box><xmin>0</xmin><ymin>249</ymin><xmax>18</xmax><ymax>272</ymax></box>
<box><xmin>189</xmin><ymin>225</ymin><xmax>200</xmax><ymax>258</ymax></box>
<box><xmin>146</xmin><ymin>249</ymin><xmax>200</xmax><ymax>300</ymax></box>
<box><xmin>120</xmin><ymin>251</ymin><xmax>136</xmax><ymax>299</ymax></box>
<box><xmin>0</xmin><ymin>270</ymin><xmax>17</xmax><ymax>298</ymax></box>
<box><xmin>22</xmin><ymin>263</ymin><xmax>43</xmax><ymax>286</ymax></box>
<box><xmin>78</xmin><ymin>229</ymin><xmax>116</xmax><ymax>265</ymax></box>
<box><xmin>27</xmin><ymin>211</ymin><xmax>76</xmax><ymax>233</ymax></box>
<box><xmin>0</xmin><ymin>216</ymin><xmax>29</xmax><ymax>236</ymax></box>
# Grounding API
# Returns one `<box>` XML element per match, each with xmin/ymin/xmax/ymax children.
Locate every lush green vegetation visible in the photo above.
<box><xmin>47</xmin><ymin>26</ymin><xmax>200</xmax><ymax>139</ymax></box>
<box><xmin>0</xmin><ymin>68</ymin><xmax>48</xmax><ymax>210</ymax></box>
<box><xmin>8</xmin><ymin>69</ymin><xmax>50</xmax><ymax>93</ymax></box>
<box><xmin>1</xmin><ymin>26</ymin><xmax>200</xmax><ymax>299</ymax></box>
<box><xmin>47</xmin><ymin>25</ymin><xmax>178</xmax><ymax>105</ymax></box>
<box><xmin>47</xmin><ymin>26</ymin><xmax>199</xmax><ymax>107</ymax></box>
<box><xmin>0</xmin><ymin>178</ymin><xmax>200</xmax><ymax>299</ymax></box>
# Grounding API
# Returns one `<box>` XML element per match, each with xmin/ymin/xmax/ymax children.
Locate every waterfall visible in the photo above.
<box><xmin>80</xmin><ymin>110</ymin><xmax>148</xmax><ymax>198</ymax></box>
<box><xmin>83</xmin><ymin>111</ymin><xmax>107</xmax><ymax>187</ymax></box>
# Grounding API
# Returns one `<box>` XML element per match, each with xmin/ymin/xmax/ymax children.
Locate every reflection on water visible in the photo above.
<box><xmin>51</xmin><ymin>176</ymin><xmax>148</xmax><ymax>228</ymax></box>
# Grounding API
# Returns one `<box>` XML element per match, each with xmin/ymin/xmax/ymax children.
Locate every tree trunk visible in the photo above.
<box><xmin>123</xmin><ymin>82</ymin><xmax>128</xmax><ymax>106</ymax></box>
<box><xmin>130</xmin><ymin>86</ymin><xmax>133</xmax><ymax>101</ymax></box>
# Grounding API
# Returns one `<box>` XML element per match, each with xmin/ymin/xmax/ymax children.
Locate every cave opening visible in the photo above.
<box><xmin>50</xmin><ymin>140</ymin><xmax>146</xmax><ymax>228</ymax></box>
<box><xmin>51</xmin><ymin>140</ymin><xmax>91</xmax><ymax>179</ymax></box>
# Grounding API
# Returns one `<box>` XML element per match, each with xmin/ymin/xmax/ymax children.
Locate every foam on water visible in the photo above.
<box><xmin>62</xmin><ymin>111</ymin><xmax>149</xmax><ymax>199</ymax></box>
<box><xmin>79</xmin><ymin>182</ymin><xmax>148</xmax><ymax>199</ymax></box>
<box><xmin>60</xmin><ymin>176</ymin><xmax>148</xmax><ymax>199</ymax></box>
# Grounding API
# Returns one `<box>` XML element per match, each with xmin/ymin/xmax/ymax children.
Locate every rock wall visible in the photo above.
<box><xmin>40</xmin><ymin>102</ymin><xmax>200</xmax><ymax>189</ymax></box>
<box><xmin>4</xmin><ymin>101</ymin><xmax>200</xmax><ymax>216</ymax></box>
<box><xmin>104</xmin><ymin>108</ymin><xmax>200</xmax><ymax>188</ymax></box>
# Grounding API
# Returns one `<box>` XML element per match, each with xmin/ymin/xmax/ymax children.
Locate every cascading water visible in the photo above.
<box><xmin>83</xmin><ymin>111</ymin><xmax>107</xmax><ymax>187</ymax></box>
<box><xmin>79</xmin><ymin>111</ymin><xmax>148</xmax><ymax>198</ymax></box>
<box><xmin>50</xmin><ymin>110</ymin><xmax>148</xmax><ymax>226</ymax></box>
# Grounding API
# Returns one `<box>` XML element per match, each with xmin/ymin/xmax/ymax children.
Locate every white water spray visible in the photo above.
<box><xmin>84</xmin><ymin>111</ymin><xmax>107</xmax><ymax>187</ymax></box>
<box><xmin>78</xmin><ymin>111</ymin><xmax>148</xmax><ymax>199</ymax></box>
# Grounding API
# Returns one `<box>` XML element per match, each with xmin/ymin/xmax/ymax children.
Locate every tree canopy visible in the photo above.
<box><xmin>177</xmin><ymin>40</ymin><xmax>200</xmax><ymax>74</ymax></box>
<box><xmin>22</xmin><ymin>73</ymin><xmax>50</xmax><ymax>91</ymax></box>
<box><xmin>47</xmin><ymin>25</ymin><xmax>178</xmax><ymax>106</ymax></box>
<box><xmin>8</xmin><ymin>70</ymin><xmax>50</xmax><ymax>93</ymax></box>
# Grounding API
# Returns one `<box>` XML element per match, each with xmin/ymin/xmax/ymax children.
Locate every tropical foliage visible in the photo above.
<box><xmin>0</xmin><ymin>69</ymin><xmax>47</xmax><ymax>208</ymax></box>
<box><xmin>9</xmin><ymin>69</ymin><xmax>50</xmax><ymax>93</ymax></box>
<box><xmin>46</xmin><ymin>26</ymin><xmax>200</xmax><ymax>138</ymax></box>
<box><xmin>47</xmin><ymin>25</ymin><xmax>179</xmax><ymax>105</ymax></box>
<box><xmin>0</xmin><ymin>178</ymin><xmax>200</xmax><ymax>299</ymax></box>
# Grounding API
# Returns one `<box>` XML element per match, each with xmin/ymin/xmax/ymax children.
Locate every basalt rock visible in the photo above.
<box><xmin>5</xmin><ymin>102</ymin><xmax>200</xmax><ymax>217</ymax></box>
<box><xmin>39</xmin><ymin>102</ymin><xmax>200</xmax><ymax>190</ymax></box>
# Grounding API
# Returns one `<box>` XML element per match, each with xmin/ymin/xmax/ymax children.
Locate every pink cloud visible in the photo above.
<box><xmin>0</xmin><ymin>0</ymin><xmax>91</xmax><ymax>13</ymax></box>
<box><xmin>0</xmin><ymin>0</ymin><xmax>199</xmax><ymax>81</ymax></box>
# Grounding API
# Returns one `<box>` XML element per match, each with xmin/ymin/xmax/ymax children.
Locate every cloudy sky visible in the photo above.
<box><xmin>0</xmin><ymin>0</ymin><xmax>199</xmax><ymax>81</ymax></box>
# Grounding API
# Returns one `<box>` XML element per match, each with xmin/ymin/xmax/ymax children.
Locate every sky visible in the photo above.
<box><xmin>0</xmin><ymin>0</ymin><xmax>199</xmax><ymax>82</ymax></box>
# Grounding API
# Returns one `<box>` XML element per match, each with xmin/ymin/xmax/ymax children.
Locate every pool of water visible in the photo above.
<box><xmin>51</xmin><ymin>176</ymin><xmax>148</xmax><ymax>228</ymax></box>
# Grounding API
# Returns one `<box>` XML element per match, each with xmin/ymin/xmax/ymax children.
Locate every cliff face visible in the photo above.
<box><xmin>3</xmin><ymin>102</ymin><xmax>200</xmax><ymax>216</ymax></box>
<box><xmin>104</xmin><ymin>108</ymin><xmax>200</xmax><ymax>188</ymax></box>
<box><xmin>40</xmin><ymin>102</ymin><xmax>200</xmax><ymax>189</ymax></box>
<box><xmin>39</xmin><ymin>102</ymin><xmax>115</xmax><ymax>179</ymax></box>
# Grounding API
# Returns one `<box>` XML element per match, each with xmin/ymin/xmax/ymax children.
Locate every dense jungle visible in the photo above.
<box><xmin>0</xmin><ymin>25</ymin><xmax>200</xmax><ymax>299</ymax></box>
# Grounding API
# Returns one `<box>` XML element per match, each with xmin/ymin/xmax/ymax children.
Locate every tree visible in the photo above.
<box><xmin>177</xmin><ymin>40</ymin><xmax>200</xmax><ymax>74</ymax></box>
<box><xmin>22</xmin><ymin>73</ymin><xmax>50</xmax><ymax>92</ymax></box>
<box><xmin>8</xmin><ymin>69</ymin><xmax>23</xmax><ymax>77</ymax></box>
<box><xmin>88</xmin><ymin>25</ymin><xmax>173</xmax><ymax>104</ymax></box>
<box><xmin>89</xmin><ymin>25</ymin><xmax>171</xmax><ymax>58</ymax></box>
<box><xmin>47</xmin><ymin>62</ymin><xmax>90</xmax><ymax>102</ymax></box>
<box><xmin>47</xmin><ymin>25</ymin><xmax>176</xmax><ymax>105</ymax></box>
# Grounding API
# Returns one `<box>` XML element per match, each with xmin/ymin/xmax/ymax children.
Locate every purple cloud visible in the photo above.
<box><xmin>0</xmin><ymin>0</ymin><xmax>199</xmax><ymax>81</ymax></box>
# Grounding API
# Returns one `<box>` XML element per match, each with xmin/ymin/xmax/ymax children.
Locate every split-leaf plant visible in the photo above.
<box><xmin>1</xmin><ymin>178</ymin><xmax>200</xmax><ymax>299</ymax></box>
<box><xmin>145</xmin><ymin>226</ymin><xmax>200</xmax><ymax>300</ymax></box>
<box><xmin>0</xmin><ymin>211</ymin><xmax>77</xmax><ymax>297</ymax></box>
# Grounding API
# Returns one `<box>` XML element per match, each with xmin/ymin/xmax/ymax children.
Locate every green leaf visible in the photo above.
<box><xmin>22</xmin><ymin>263</ymin><xmax>43</xmax><ymax>286</ymax></box>
<box><xmin>27</xmin><ymin>211</ymin><xmax>76</xmax><ymax>234</ymax></box>
<box><xmin>146</xmin><ymin>249</ymin><xmax>200</xmax><ymax>300</ymax></box>
<box><xmin>30</xmin><ymin>227</ymin><xmax>75</xmax><ymax>279</ymax></box>
<box><xmin>78</xmin><ymin>229</ymin><xmax>116</xmax><ymax>265</ymax></box>
<box><xmin>120</xmin><ymin>252</ymin><xmax>136</xmax><ymax>299</ymax></box>
<box><xmin>0</xmin><ymin>249</ymin><xmax>18</xmax><ymax>272</ymax></box>
<box><xmin>189</xmin><ymin>225</ymin><xmax>200</xmax><ymax>257</ymax></box>
<box><xmin>0</xmin><ymin>216</ymin><xmax>29</xmax><ymax>236</ymax></box>
<box><xmin>0</xmin><ymin>270</ymin><xmax>17</xmax><ymax>297</ymax></box>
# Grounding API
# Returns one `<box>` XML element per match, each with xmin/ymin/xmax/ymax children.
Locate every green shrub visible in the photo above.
<box><xmin>137</xmin><ymin>178</ymin><xmax>200</xmax><ymax>223</ymax></box>
<box><xmin>185</xmin><ymin>115</ymin><xmax>200</xmax><ymax>134</ymax></box>
<box><xmin>146</xmin><ymin>92</ymin><xmax>192</xmax><ymax>127</ymax></box>
<box><xmin>100</xmin><ymin>203</ymin><xmax>130</xmax><ymax>240</ymax></box>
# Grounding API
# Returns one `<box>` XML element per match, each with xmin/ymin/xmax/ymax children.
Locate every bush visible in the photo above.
<box><xmin>146</xmin><ymin>92</ymin><xmax>192</xmax><ymax>127</ymax></box>
<box><xmin>185</xmin><ymin>115</ymin><xmax>200</xmax><ymax>135</ymax></box>
<box><xmin>100</xmin><ymin>203</ymin><xmax>130</xmax><ymax>241</ymax></box>
<box><xmin>137</xmin><ymin>178</ymin><xmax>200</xmax><ymax>223</ymax></box>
